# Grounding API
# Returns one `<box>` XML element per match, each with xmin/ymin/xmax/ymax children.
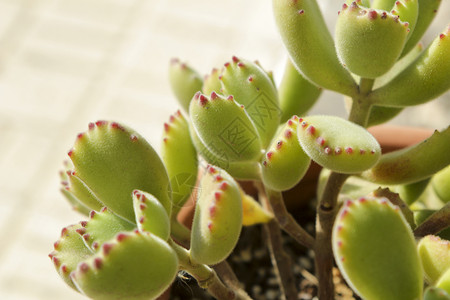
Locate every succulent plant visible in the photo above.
<box><xmin>50</xmin><ymin>0</ymin><xmax>450</xmax><ymax>299</ymax></box>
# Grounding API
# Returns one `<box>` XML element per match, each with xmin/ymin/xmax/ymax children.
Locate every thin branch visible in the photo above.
<box><xmin>414</xmin><ymin>202</ymin><xmax>450</xmax><ymax>238</ymax></box>
<box><xmin>314</xmin><ymin>172</ymin><xmax>349</xmax><ymax>300</ymax></box>
<box><xmin>256</xmin><ymin>182</ymin><xmax>314</xmax><ymax>249</ymax></box>
<box><xmin>263</xmin><ymin>219</ymin><xmax>299</xmax><ymax>300</ymax></box>
<box><xmin>214</xmin><ymin>262</ymin><xmax>252</xmax><ymax>300</ymax></box>
<box><xmin>257</xmin><ymin>183</ymin><xmax>299</xmax><ymax>300</ymax></box>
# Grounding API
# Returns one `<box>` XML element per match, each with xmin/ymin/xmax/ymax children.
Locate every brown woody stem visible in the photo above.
<box><xmin>314</xmin><ymin>172</ymin><xmax>349</xmax><ymax>300</ymax></box>
<box><xmin>414</xmin><ymin>202</ymin><xmax>450</xmax><ymax>238</ymax></box>
<box><xmin>261</xmin><ymin>184</ymin><xmax>315</xmax><ymax>249</ymax></box>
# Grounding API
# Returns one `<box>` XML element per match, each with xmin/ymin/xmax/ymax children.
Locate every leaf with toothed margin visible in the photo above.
<box><xmin>68</xmin><ymin>121</ymin><xmax>172</xmax><ymax>223</ymax></box>
<box><xmin>335</xmin><ymin>3</ymin><xmax>410</xmax><ymax>78</ymax></box>
<box><xmin>332</xmin><ymin>196</ymin><xmax>423</xmax><ymax>300</ymax></box>
<box><xmin>133</xmin><ymin>190</ymin><xmax>170</xmax><ymax>240</ymax></box>
<box><xmin>81</xmin><ymin>208</ymin><xmax>135</xmax><ymax>252</ymax></box>
<box><xmin>261</xmin><ymin>116</ymin><xmax>311</xmax><ymax>191</ymax></box>
<box><xmin>190</xmin><ymin>165</ymin><xmax>243</xmax><ymax>265</ymax></box>
<box><xmin>189</xmin><ymin>92</ymin><xmax>262</xmax><ymax>162</ymax></box>
<box><xmin>278</xmin><ymin>59</ymin><xmax>322</xmax><ymax>123</ymax></box>
<box><xmin>272</xmin><ymin>0</ymin><xmax>357</xmax><ymax>96</ymax></box>
<box><xmin>64</xmin><ymin>171</ymin><xmax>104</xmax><ymax>212</ymax></box>
<box><xmin>219</xmin><ymin>56</ymin><xmax>280</xmax><ymax>148</ymax></box>
<box><xmin>432</xmin><ymin>165</ymin><xmax>450</xmax><ymax>204</ymax></box>
<box><xmin>370</xmin><ymin>26</ymin><xmax>450</xmax><ymax>107</ymax></box>
<box><xmin>60</xmin><ymin>163</ymin><xmax>91</xmax><ymax>215</ymax></box>
<box><xmin>60</xmin><ymin>160</ymin><xmax>103</xmax><ymax>214</ymax></box>
<box><xmin>418</xmin><ymin>235</ymin><xmax>450</xmax><ymax>284</ymax></box>
<box><xmin>438</xmin><ymin>269</ymin><xmax>450</xmax><ymax>294</ymax></box>
<box><xmin>202</xmin><ymin>68</ymin><xmax>222</xmax><ymax>95</ymax></box>
<box><xmin>49</xmin><ymin>224</ymin><xmax>94</xmax><ymax>290</ymax></box>
<box><xmin>169</xmin><ymin>59</ymin><xmax>203</xmax><ymax>113</ymax></box>
<box><xmin>424</xmin><ymin>287</ymin><xmax>450</xmax><ymax>300</ymax></box>
<box><xmin>188</xmin><ymin>122</ymin><xmax>261</xmax><ymax>180</ymax></box>
<box><xmin>390</xmin><ymin>0</ymin><xmax>419</xmax><ymax>38</ymax></box>
<box><xmin>161</xmin><ymin>111</ymin><xmax>198</xmax><ymax>213</ymax></box>
<box><xmin>71</xmin><ymin>231</ymin><xmax>178</xmax><ymax>300</ymax></box>
<box><xmin>401</xmin><ymin>0</ymin><xmax>442</xmax><ymax>57</ymax></box>
<box><xmin>297</xmin><ymin>115</ymin><xmax>381</xmax><ymax>174</ymax></box>
<box><xmin>362</xmin><ymin>126</ymin><xmax>450</xmax><ymax>185</ymax></box>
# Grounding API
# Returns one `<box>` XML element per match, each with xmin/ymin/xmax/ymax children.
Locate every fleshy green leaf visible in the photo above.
<box><xmin>261</xmin><ymin>116</ymin><xmax>311</xmax><ymax>191</ymax></box>
<box><xmin>278</xmin><ymin>58</ymin><xmax>321</xmax><ymax>122</ymax></box>
<box><xmin>133</xmin><ymin>190</ymin><xmax>170</xmax><ymax>240</ymax></box>
<box><xmin>370</xmin><ymin>26</ymin><xmax>450</xmax><ymax>107</ymax></box>
<box><xmin>49</xmin><ymin>224</ymin><xmax>94</xmax><ymax>290</ymax></box>
<box><xmin>189</xmin><ymin>92</ymin><xmax>262</xmax><ymax>162</ymax></box>
<box><xmin>69</xmin><ymin>121</ymin><xmax>172</xmax><ymax>222</ymax></box>
<box><xmin>71</xmin><ymin>231</ymin><xmax>178</xmax><ymax>300</ymax></box>
<box><xmin>272</xmin><ymin>0</ymin><xmax>357</xmax><ymax>95</ymax></box>
<box><xmin>162</xmin><ymin>110</ymin><xmax>198</xmax><ymax>213</ymax></box>
<box><xmin>169</xmin><ymin>59</ymin><xmax>203</xmax><ymax>112</ymax></box>
<box><xmin>335</xmin><ymin>3</ymin><xmax>409</xmax><ymax>78</ymax></box>
<box><xmin>418</xmin><ymin>235</ymin><xmax>450</xmax><ymax>284</ymax></box>
<box><xmin>297</xmin><ymin>115</ymin><xmax>381</xmax><ymax>174</ymax></box>
<box><xmin>190</xmin><ymin>165</ymin><xmax>242</xmax><ymax>265</ymax></box>
<box><xmin>433</xmin><ymin>165</ymin><xmax>450</xmax><ymax>203</ymax></box>
<box><xmin>81</xmin><ymin>207</ymin><xmax>135</xmax><ymax>252</ymax></box>
<box><xmin>362</xmin><ymin>126</ymin><xmax>450</xmax><ymax>184</ymax></box>
<box><xmin>220</xmin><ymin>57</ymin><xmax>280</xmax><ymax>147</ymax></box>
<box><xmin>333</xmin><ymin>196</ymin><xmax>423</xmax><ymax>300</ymax></box>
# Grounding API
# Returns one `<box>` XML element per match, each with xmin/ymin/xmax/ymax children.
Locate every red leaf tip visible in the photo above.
<box><xmin>210</xmin><ymin>91</ymin><xmax>219</xmax><ymax>100</ymax></box>
<box><xmin>199</xmin><ymin>94</ymin><xmax>208</xmax><ymax>106</ymax></box>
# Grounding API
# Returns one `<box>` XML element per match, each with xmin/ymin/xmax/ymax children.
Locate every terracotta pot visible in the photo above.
<box><xmin>368</xmin><ymin>125</ymin><xmax>434</xmax><ymax>154</ymax></box>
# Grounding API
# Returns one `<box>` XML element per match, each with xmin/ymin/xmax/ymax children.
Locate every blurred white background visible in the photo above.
<box><xmin>0</xmin><ymin>0</ymin><xmax>448</xmax><ymax>299</ymax></box>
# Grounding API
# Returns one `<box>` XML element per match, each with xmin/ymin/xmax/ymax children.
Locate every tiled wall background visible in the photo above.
<box><xmin>0</xmin><ymin>1</ymin><xmax>448</xmax><ymax>299</ymax></box>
